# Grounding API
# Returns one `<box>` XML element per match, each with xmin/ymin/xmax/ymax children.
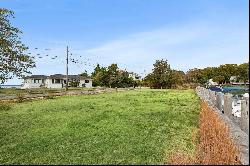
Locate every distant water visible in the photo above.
<box><xmin>0</xmin><ymin>85</ymin><xmax>22</xmax><ymax>88</ymax></box>
<box><xmin>223</xmin><ymin>86</ymin><xmax>248</xmax><ymax>91</ymax></box>
<box><xmin>209</xmin><ymin>86</ymin><xmax>249</xmax><ymax>93</ymax></box>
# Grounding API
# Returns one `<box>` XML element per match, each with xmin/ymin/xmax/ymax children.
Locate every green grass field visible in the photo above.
<box><xmin>0</xmin><ymin>89</ymin><xmax>200</xmax><ymax>164</ymax></box>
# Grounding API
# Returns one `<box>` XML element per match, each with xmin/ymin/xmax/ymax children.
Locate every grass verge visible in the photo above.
<box><xmin>168</xmin><ymin>100</ymin><xmax>241</xmax><ymax>165</ymax></box>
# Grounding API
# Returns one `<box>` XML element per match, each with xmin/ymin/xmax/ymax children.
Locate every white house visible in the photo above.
<box><xmin>230</xmin><ymin>76</ymin><xmax>249</xmax><ymax>85</ymax></box>
<box><xmin>21</xmin><ymin>74</ymin><xmax>92</xmax><ymax>89</ymax></box>
<box><xmin>208</xmin><ymin>79</ymin><xmax>219</xmax><ymax>86</ymax></box>
<box><xmin>128</xmin><ymin>72</ymin><xmax>142</xmax><ymax>81</ymax></box>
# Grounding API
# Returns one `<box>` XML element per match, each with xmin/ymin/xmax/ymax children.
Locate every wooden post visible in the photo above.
<box><xmin>65</xmin><ymin>46</ymin><xmax>69</xmax><ymax>91</ymax></box>
<box><xmin>224</xmin><ymin>93</ymin><xmax>233</xmax><ymax>117</ymax></box>
<box><xmin>216</xmin><ymin>92</ymin><xmax>224</xmax><ymax>112</ymax></box>
<box><xmin>241</xmin><ymin>97</ymin><xmax>249</xmax><ymax>133</ymax></box>
<box><xmin>211</xmin><ymin>91</ymin><xmax>216</xmax><ymax>107</ymax></box>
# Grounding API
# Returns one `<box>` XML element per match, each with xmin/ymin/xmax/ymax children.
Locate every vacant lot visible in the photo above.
<box><xmin>0</xmin><ymin>89</ymin><xmax>200</xmax><ymax>164</ymax></box>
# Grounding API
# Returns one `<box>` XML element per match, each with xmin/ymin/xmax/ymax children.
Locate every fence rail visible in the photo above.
<box><xmin>196</xmin><ymin>86</ymin><xmax>249</xmax><ymax>165</ymax></box>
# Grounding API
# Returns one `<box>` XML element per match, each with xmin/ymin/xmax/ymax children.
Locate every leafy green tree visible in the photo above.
<box><xmin>185</xmin><ymin>68</ymin><xmax>202</xmax><ymax>84</ymax></box>
<box><xmin>171</xmin><ymin>70</ymin><xmax>185</xmax><ymax>87</ymax></box>
<box><xmin>91</xmin><ymin>64</ymin><xmax>101</xmax><ymax>77</ymax></box>
<box><xmin>201</xmin><ymin>67</ymin><xmax>218</xmax><ymax>83</ymax></box>
<box><xmin>92</xmin><ymin>64</ymin><xmax>108</xmax><ymax>87</ymax></box>
<box><xmin>91</xmin><ymin>63</ymin><xmax>134</xmax><ymax>88</ymax></box>
<box><xmin>80</xmin><ymin>70</ymin><xmax>89</xmax><ymax>77</ymax></box>
<box><xmin>145</xmin><ymin>59</ymin><xmax>173</xmax><ymax>89</ymax></box>
<box><xmin>0</xmin><ymin>8</ymin><xmax>35</xmax><ymax>84</ymax></box>
<box><xmin>212</xmin><ymin>75</ymin><xmax>225</xmax><ymax>84</ymax></box>
<box><xmin>237</xmin><ymin>62</ymin><xmax>249</xmax><ymax>85</ymax></box>
<box><xmin>218</xmin><ymin>64</ymin><xmax>238</xmax><ymax>83</ymax></box>
<box><xmin>107</xmin><ymin>64</ymin><xmax>119</xmax><ymax>88</ymax></box>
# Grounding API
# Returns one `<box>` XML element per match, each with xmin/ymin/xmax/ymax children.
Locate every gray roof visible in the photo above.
<box><xmin>24</xmin><ymin>75</ymin><xmax>47</xmax><ymax>79</ymax></box>
<box><xmin>24</xmin><ymin>74</ymin><xmax>91</xmax><ymax>80</ymax></box>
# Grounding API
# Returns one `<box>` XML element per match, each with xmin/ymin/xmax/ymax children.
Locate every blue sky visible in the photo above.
<box><xmin>1</xmin><ymin>0</ymin><xmax>249</xmax><ymax>84</ymax></box>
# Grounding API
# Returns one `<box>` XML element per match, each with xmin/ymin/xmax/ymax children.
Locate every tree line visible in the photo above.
<box><xmin>78</xmin><ymin>59</ymin><xmax>248</xmax><ymax>89</ymax></box>
<box><xmin>185</xmin><ymin>63</ymin><xmax>249</xmax><ymax>85</ymax></box>
<box><xmin>143</xmin><ymin>59</ymin><xmax>249</xmax><ymax>89</ymax></box>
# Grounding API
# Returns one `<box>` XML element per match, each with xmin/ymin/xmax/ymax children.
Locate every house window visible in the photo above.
<box><xmin>34</xmin><ymin>79</ymin><xmax>41</xmax><ymax>83</ymax></box>
<box><xmin>55</xmin><ymin>79</ymin><xmax>61</xmax><ymax>84</ymax></box>
<box><xmin>85</xmin><ymin>80</ymin><xmax>89</xmax><ymax>83</ymax></box>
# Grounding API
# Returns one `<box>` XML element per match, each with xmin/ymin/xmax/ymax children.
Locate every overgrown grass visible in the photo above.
<box><xmin>0</xmin><ymin>89</ymin><xmax>200</xmax><ymax>164</ymax></box>
<box><xmin>197</xmin><ymin>100</ymin><xmax>240</xmax><ymax>165</ymax></box>
<box><xmin>168</xmin><ymin>100</ymin><xmax>240</xmax><ymax>165</ymax></box>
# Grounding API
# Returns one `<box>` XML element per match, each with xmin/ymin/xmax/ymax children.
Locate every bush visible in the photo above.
<box><xmin>69</xmin><ymin>81</ymin><xmax>80</xmax><ymax>87</ymax></box>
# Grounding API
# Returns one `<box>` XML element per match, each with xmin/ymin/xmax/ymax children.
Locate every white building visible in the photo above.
<box><xmin>208</xmin><ymin>79</ymin><xmax>219</xmax><ymax>86</ymax></box>
<box><xmin>230</xmin><ymin>76</ymin><xmax>249</xmax><ymax>85</ymax></box>
<box><xmin>21</xmin><ymin>74</ymin><xmax>92</xmax><ymax>89</ymax></box>
<box><xmin>128</xmin><ymin>72</ymin><xmax>142</xmax><ymax>81</ymax></box>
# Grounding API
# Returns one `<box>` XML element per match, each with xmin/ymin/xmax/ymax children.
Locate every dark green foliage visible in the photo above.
<box><xmin>217</xmin><ymin>64</ymin><xmax>238</xmax><ymax>83</ymax></box>
<box><xmin>69</xmin><ymin>81</ymin><xmax>80</xmax><ymax>87</ymax></box>
<box><xmin>91</xmin><ymin>63</ymin><xmax>134</xmax><ymax>88</ymax></box>
<box><xmin>171</xmin><ymin>70</ymin><xmax>186</xmax><ymax>88</ymax></box>
<box><xmin>0</xmin><ymin>8</ymin><xmax>35</xmax><ymax>83</ymax></box>
<box><xmin>79</xmin><ymin>70</ymin><xmax>89</xmax><ymax>77</ymax></box>
<box><xmin>144</xmin><ymin>59</ymin><xmax>174</xmax><ymax>89</ymax></box>
<box><xmin>236</xmin><ymin>62</ymin><xmax>249</xmax><ymax>85</ymax></box>
<box><xmin>186</xmin><ymin>62</ymin><xmax>249</xmax><ymax>85</ymax></box>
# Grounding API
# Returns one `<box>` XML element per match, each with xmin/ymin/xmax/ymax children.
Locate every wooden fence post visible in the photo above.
<box><xmin>216</xmin><ymin>92</ymin><xmax>224</xmax><ymax>112</ymax></box>
<box><xmin>212</xmin><ymin>91</ymin><xmax>216</xmax><ymax>107</ymax></box>
<box><xmin>224</xmin><ymin>93</ymin><xmax>233</xmax><ymax>117</ymax></box>
<box><xmin>241</xmin><ymin>97</ymin><xmax>249</xmax><ymax>133</ymax></box>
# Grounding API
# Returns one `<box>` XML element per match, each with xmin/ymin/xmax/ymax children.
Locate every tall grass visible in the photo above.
<box><xmin>197</xmin><ymin>100</ymin><xmax>240</xmax><ymax>165</ymax></box>
<box><xmin>168</xmin><ymin>100</ymin><xmax>241</xmax><ymax>165</ymax></box>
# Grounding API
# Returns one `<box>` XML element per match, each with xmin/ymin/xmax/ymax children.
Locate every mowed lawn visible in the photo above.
<box><xmin>0</xmin><ymin>89</ymin><xmax>200</xmax><ymax>164</ymax></box>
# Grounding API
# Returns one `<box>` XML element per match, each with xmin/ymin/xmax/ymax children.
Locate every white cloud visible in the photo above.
<box><xmin>83</xmin><ymin>21</ymin><xmax>249</xmax><ymax>74</ymax></box>
<box><xmin>3</xmin><ymin>21</ymin><xmax>249</xmax><ymax>85</ymax></box>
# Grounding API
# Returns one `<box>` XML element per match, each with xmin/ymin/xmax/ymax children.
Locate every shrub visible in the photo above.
<box><xmin>69</xmin><ymin>81</ymin><xmax>80</xmax><ymax>87</ymax></box>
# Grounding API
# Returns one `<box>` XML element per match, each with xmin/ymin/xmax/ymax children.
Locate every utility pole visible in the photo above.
<box><xmin>66</xmin><ymin>46</ymin><xmax>69</xmax><ymax>91</ymax></box>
